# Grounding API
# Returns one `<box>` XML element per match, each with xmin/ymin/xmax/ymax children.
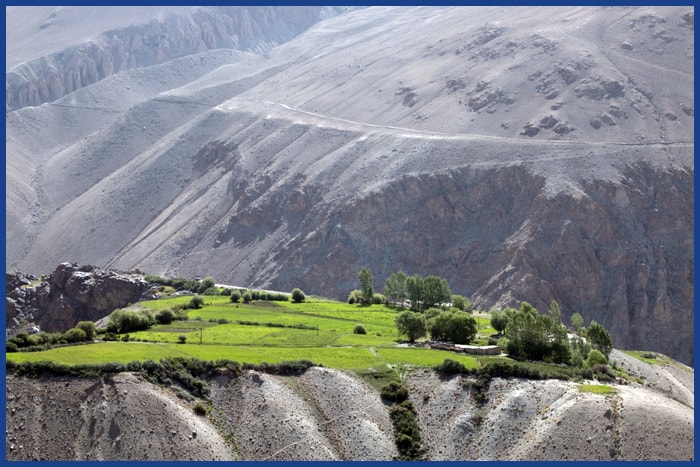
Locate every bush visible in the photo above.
<box><xmin>291</xmin><ymin>288</ymin><xmax>306</xmax><ymax>303</ymax></box>
<box><xmin>381</xmin><ymin>381</ymin><xmax>409</xmax><ymax>403</ymax></box>
<box><xmin>63</xmin><ymin>327</ymin><xmax>87</xmax><ymax>343</ymax></box>
<box><xmin>585</xmin><ymin>349</ymin><xmax>608</xmax><ymax>368</ymax></box>
<box><xmin>6</xmin><ymin>341</ymin><xmax>18</xmax><ymax>353</ymax></box>
<box><xmin>187</xmin><ymin>296</ymin><xmax>205</xmax><ymax>309</ymax></box>
<box><xmin>102</xmin><ymin>332</ymin><xmax>119</xmax><ymax>341</ymax></box>
<box><xmin>371</xmin><ymin>293</ymin><xmax>386</xmax><ymax>305</ymax></box>
<box><xmin>201</xmin><ymin>286</ymin><xmax>220</xmax><ymax>296</ymax></box>
<box><xmin>434</xmin><ymin>358</ymin><xmax>470</xmax><ymax>375</ymax></box>
<box><xmin>107</xmin><ymin>309</ymin><xmax>155</xmax><ymax>333</ymax></box>
<box><xmin>389</xmin><ymin>401</ymin><xmax>423</xmax><ymax>460</ymax></box>
<box><xmin>178</xmin><ymin>335</ymin><xmax>187</xmax><ymax>344</ymax></box>
<box><xmin>353</xmin><ymin>324</ymin><xmax>367</xmax><ymax>335</ymax></box>
<box><xmin>230</xmin><ymin>291</ymin><xmax>241</xmax><ymax>303</ymax></box>
<box><xmin>156</xmin><ymin>309</ymin><xmax>175</xmax><ymax>325</ymax></box>
<box><xmin>193</xmin><ymin>402</ymin><xmax>208</xmax><ymax>416</ymax></box>
<box><xmin>76</xmin><ymin>321</ymin><xmax>96</xmax><ymax>340</ymax></box>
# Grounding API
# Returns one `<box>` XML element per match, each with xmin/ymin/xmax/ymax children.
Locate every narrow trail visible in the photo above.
<box><xmin>218</xmin><ymin>98</ymin><xmax>693</xmax><ymax>149</ymax></box>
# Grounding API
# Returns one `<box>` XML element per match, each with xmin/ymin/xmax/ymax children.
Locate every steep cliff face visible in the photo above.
<box><xmin>261</xmin><ymin>162</ymin><xmax>692</xmax><ymax>364</ymax></box>
<box><xmin>6</xmin><ymin>263</ymin><xmax>152</xmax><ymax>334</ymax></box>
<box><xmin>6</xmin><ymin>6</ymin><xmax>344</xmax><ymax>110</ymax></box>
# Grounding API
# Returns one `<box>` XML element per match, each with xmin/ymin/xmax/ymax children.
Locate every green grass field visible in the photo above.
<box><xmin>578</xmin><ymin>384</ymin><xmax>618</xmax><ymax>395</ymax></box>
<box><xmin>6</xmin><ymin>296</ymin><xmax>482</xmax><ymax>374</ymax></box>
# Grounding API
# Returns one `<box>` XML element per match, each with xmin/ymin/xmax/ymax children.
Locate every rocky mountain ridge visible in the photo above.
<box><xmin>5</xmin><ymin>6</ymin><xmax>694</xmax><ymax>365</ymax></box>
<box><xmin>5</xmin><ymin>350</ymin><xmax>694</xmax><ymax>461</ymax></box>
<box><xmin>6</xmin><ymin>6</ymin><xmax>346</xmax><ymax>110</ymax></box>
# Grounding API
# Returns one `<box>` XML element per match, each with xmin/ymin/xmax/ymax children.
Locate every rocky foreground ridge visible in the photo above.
<box><xmin>5</xmin><ymin>351</ymin><xmax>693</xmax><ymax>461</ymax></box>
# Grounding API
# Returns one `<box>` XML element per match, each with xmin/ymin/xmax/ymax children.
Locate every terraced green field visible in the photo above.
<box><xmin>6</xmin><ymin>296</ymin><xmax>481</xmax><ymax>372</ymax></box>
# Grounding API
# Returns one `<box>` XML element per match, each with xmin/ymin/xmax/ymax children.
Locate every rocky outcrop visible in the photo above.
<box><xmin>6</xmin><ymin>6</ymin><xmax>343</xmax><ymax>110</ymax></box>
<box><xmin>6</xmin><ymin>263</ymin><xmax>152</xmax><ymax>334</ymax></box>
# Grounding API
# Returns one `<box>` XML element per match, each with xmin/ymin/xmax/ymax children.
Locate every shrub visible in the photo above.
<box><xmin>389</xmin><ymin>401</ymin><xmax>423</xmax><ymax>460</ymax></box>
<box><xmin>6</xmin><ymin>341</ymin><xmax>18</xmax><ymax>353</ymax></box>
<box><xmin>63</xmin><ymin>327</ymin><xmax>87</xmax><ymax>343</ymax></box>
<box><xmin>381</xmin><ymin>381</ymin><xmax>409</xmax><ymax>403</ymax></box>
<box><xmin>178</xmin><ymin>335</ymin><xmax>187</xmax><ymax>344</ymax></box>
<box><xmin>353</xmin><ymin>324</ymin><xmax>367</xmax><ymax>335</ymax></box>
<box><xmin>434</xmin><ymin>358</ymin><xmax>470</xmax><ymax>375</ymax></box>
<box><xmin>197</xmin><ymin>277</ymin><xmax>216</xmax><ymax>294</ymax></box>
<box><xmin>76</xmin><ymin>321</ymin><xmax>96</xmax><ymax>340</ymax></box>
<box><xmin>201</xmin><ymin>286</ymin><xmax>220</xmax><ymax>296</ymax></box>
<box><xmin>102</xmin><ymin>332</ymin><xmax>119</xmax><ymax>341</ymax></box>
<box><xmin>585</xmin><ymin>349</ymin><xmax>608</xmax><ymax>368</ymax></box>
<box><xmin>156</xmin><ymin>309</ymin><xmax>175</xmax><ymax>325</ymax></box>
<box><xmin>291</xmin><ymin>288</ymin><xmax>306</xmax><ymax>303</ymax></box>
<box><xmin>371</xmin><ymin>293</ymin><xmax>386</xmax><ymax>305</ymax></box>
<box><xmin>107</xmin><ymin>309</ymin><xmax>155</xmax><ymax>333</ymax></box>
<box><xmin>230</xmin><ymin>291</ymin><xmax>241</xmax><ymax>303</ymax></box>
<box><xmin>242</xmin><ymin>292</ymin><xmax>252</xmax><ymax>303</ymax></box>
<box><xmin>193</xmin><ymin>402</ymin><xmax>208</xmax><ymax>416</ymax></box>
<box><xmin>348</xmin><ymin>289</ymin><xmax>362</xmax><ymax>304</ymax></box>
<box><xmin>187</xmin><ymin>296</ymin><xmax>205</xmax><ymax>309</ymax></box>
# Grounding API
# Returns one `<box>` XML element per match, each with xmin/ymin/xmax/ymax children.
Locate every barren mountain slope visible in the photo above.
<box><xmin>5</xmin><ymin>6</ymin><xmax>694</xmax><ymax>364</ymax></box>
<box><xmin>6</xmin><ymin>360</ymin><xmax>694</xmax><ymax>461</ymax></box>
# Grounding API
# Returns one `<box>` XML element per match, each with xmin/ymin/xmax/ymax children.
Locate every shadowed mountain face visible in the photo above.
<box><xmin>5</xmin><ymin>6</ymin><xmax>694</xmax><ymax>365</ymax></box>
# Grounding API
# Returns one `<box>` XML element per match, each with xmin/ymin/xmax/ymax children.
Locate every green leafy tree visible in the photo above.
<box><xmin>570</xmin><ymin>312</ymin><xmax>584</xmax><ymax>332</ymax></box>
<box><xmin>76</xmin><ymin>321</ymin><xmax>96</xmax><ymax>340</ymax></box>
<box><xmin>422</xmin><ymin>276</ymin><xmax>451</xmax><ymax>309</ymax></box>
<box><xmin>405</xmin><ymin>275</ymin><xmax>424</xmax><ymax>311</ymax></box>
<box><xmin>395</xmin><ymin>311</ymin><xmax>427</xmax><ymax>343</ymax></box>
<box><xmin>156</xmin><ymin>309</ymin><xmax>175</xmax><ymax>325</ymax></box>
<box><xmin>506</xmin><ymin>307</ymin><xmax>570</xmax><ymax>364</ymax></box>
<box><xmin>198</xmin><ymin>276</ymin><xmax>216</xmax><ymax>294</ymax></box>
<box><xmin>358</xmin><ymin>268</ymin><xmax>374</xmax><ymax>304</ymax></box>
<box><xmin>106</xmin><ymin>309</ymin><xmax>155</xmax><ymax>333</ymax></box>
<box><xmin>548</xmin><ymin>300</ymin><xmax>562</xmax><ymax>324</ymax></box>
<box><xmin>490</xmin><ymin>310</ymin><xmax>509</xmax><ymax>336</ymax></box>
<box><xmin>427</xmin><ymin>311</ymin><xmax>477</xmax><ymax>344</ymax></box>
<box><xmin>587</xmin><ymin>321</ymin><xmax>613</xmax><ymax>357</ymax></box>
<box><xmin>291</xmin><ymin>288</ymin><xmax>306</xmax><ymax>303</ymax></box>
<box><xmin>585</xmin><ymin>349</ymin><xmax>608</xmax><ymax>368</ymax></box>
<box><xmin>230</xmin><ymin>291</ymin><xmax>241</xmax><ymax>303</ymax></box>
<box><xmin>450</xmin><ymin>295</ymin><xmax>467</xmax><ymax>312</ymax></box>
<box><xmin>63</xmin><ymin>327</ymin><xmax>87</xmax><ymax>343</ymax></box>
<box><xmin>384</xmin><ymin>271</ymin><xmax>408</xmax><ymax>305</ymax></box>
<box><xmin>569</xmin><ymin>335</ymin><xmax>592</xmax><ymax>368</ymax></box>
<box><xmin>188</xmin><ymin>296</ymin><xmax>205</xmax><ymax>309</ymax></box>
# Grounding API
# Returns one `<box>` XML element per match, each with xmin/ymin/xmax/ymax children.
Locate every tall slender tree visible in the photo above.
<box><xmin>358</xmin><ymin>268</ymin><xmax>374</xmax><ymax>304</ymax></box>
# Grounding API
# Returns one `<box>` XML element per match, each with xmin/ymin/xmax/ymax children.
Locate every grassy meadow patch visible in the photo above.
<box><xmin>578</xmin><ymin>384</ymin><xmax>618</xmax><ymax>395</ymax></box>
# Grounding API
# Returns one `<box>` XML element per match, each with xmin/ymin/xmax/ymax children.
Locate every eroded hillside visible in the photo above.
<box><xmin>5</xmin><ymin>353</ymin><xmax>693</xmax><ymax>461</ymax></box>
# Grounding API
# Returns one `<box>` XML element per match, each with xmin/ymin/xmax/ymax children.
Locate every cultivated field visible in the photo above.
<box><xmin>6</xmin><ymin>296</ymin><xmax>482</xmax><ymax>372</ymax></box>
